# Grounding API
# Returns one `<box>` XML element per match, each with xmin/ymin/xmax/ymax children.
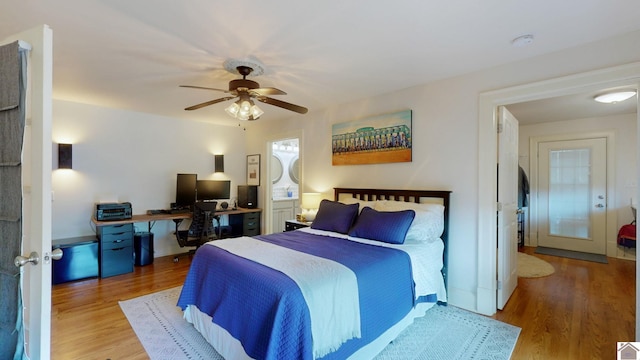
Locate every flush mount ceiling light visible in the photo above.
<box><xmin>593</xmin><ymin>90</ymin><xmax>637</xmax><ymax>104</ymax></box>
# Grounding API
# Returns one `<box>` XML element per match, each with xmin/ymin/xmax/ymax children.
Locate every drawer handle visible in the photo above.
<box><xmin>112</xmin><ymin>232</ymin><xmax>128</xmax><ymax>236</ymax></box>
<box><xmin>112</xmin><ymin>239</ymin><xmax>124</xmax><ymax>243</ymax></box>
<box><xmin>111</xmin><ymin>247</ymin><xmax>126</xmax><ymax>251</ymax></box>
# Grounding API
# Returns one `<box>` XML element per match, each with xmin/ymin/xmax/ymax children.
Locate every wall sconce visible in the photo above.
<box><xmin>58</xmin><ymin>143</ymin><xmax>72</xmax><ymax>169</ymax></box>
<box><xmin>300</xmin><ymin>192</ymin><xmax>322</xmax><ymax>222</ymax></box>
<box><xmin>214</xmin><ymin>154</ymin><xmax>224</xmax><ymax>173</ymax></box>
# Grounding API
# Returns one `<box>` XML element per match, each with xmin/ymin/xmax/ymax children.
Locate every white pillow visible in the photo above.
<box><xmin>376</xmin><ymin>200</ymin><xmax>444</xmax><ymax>243</ymax></box>
<box><xmin>340</xmin><ymin>197</ymin><xmax>379</xmax><ymax>213</ymax></box>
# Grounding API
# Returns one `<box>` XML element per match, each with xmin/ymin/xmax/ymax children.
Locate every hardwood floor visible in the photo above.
<box><xmin>51</xmin><ymin>255</ymin><xmax>192</xmax><ymax>360</ymax></box>
<box><xmin>51</xmin><ymin>248</ymin><xmax>635</xmax><ymax>359</ymax></box>
<box><xmin>492</xmin><ymin>246</ymin><xmax>635</xmax><ymax>359</ymax></box>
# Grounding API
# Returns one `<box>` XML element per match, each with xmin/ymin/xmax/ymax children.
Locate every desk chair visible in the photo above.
<box><xmin>173</xmin><ymin>201</ymin><xmax>218</xmax><ymax>262</ymax></box>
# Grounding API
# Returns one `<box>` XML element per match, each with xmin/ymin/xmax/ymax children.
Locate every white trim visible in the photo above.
<box><xmin>265</xmin><ymin>129</ymin><xmax>304</xmax><ymax>234</ymax></box>
<box><xmin>478</xmin><ymin>62</ymin><xmax>640</xmax><ymax>316</ymax></box>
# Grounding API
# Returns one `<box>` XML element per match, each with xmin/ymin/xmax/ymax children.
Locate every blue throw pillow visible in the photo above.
<box><xmin>348</xmin><ymin>207</ymin><xmax>415</xmax><ymax>244</ymax></box>
<box><xmin>310</xmin><ymin>199</ymin><xmax>359</xmax><ymax>234</ymax></box>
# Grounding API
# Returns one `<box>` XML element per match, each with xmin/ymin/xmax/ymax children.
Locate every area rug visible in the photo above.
<box><xmin>535</xmin><ymin>246</ymin><xmax>608</xmax><ymax>263</ymax></box>
<box><xmin>517</xmin><ymin>252</ymin><xmax>555</xmax><ymax>278</ymax></box>
<box><xmin>120</xmin><ymin>287</ymin><xmax>520</xmax><ymax>360</ymax></box>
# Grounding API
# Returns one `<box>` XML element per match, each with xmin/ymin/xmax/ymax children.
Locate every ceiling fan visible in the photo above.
<box><xmin>180</xmin><ymin>60</ymin><xmax>308</xmax><ymax>121</ymax></box>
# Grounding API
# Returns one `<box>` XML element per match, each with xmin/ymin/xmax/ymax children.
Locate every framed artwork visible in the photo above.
<box><xmin>331</xmin><ymin>110</ymin><xmax>412</xmax><ymax>165</ymax></box>
<box><xmin>246</xmin><ymin>154</ymin><xmax>261</xmax><ymax>186</ymax></box>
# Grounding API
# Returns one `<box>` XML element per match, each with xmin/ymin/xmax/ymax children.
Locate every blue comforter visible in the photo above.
<box><xmin>177</xmin><ymin>230</ymin><xmax>423</xmax><ymax>359</ymax></box>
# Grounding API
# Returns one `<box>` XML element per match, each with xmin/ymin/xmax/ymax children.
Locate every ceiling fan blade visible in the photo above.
<box><xmin>249</xmin><ymin>87</ymin><xmax>287</xmax><ymax>96</ymax></box>
<box><xmin>256</xmin><ymin>96</ymin><xmax>308</xmax><ymax>114</ymax></box>
<box><xmin>185</xmin><ymin>96</ymin><xmax>236</xmax><ymax>111</ymax></box>
<box><xmin>180</xmin><ymin>85</ymin><xmax>231</xmax><ymax>93</ymax></box>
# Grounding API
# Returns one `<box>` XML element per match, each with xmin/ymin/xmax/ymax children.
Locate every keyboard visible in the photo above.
<box><xmin>169</xmin><ymin>208</ymin><xmax>191</xmax><ymax>214</ymax></box>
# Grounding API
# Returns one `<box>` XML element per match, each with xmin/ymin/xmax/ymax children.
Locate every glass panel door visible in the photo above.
<box><xmin>548</xmin><ymin>148</ymin><xmax>591</xmax><ymax>239</ymax></box>
<box><xmin>537</xmin><ymin>137</ymin><xmax>607</xmax><ymax>254</ymax></box>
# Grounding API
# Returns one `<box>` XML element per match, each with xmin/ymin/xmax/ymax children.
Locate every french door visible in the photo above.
<box><xmin>537</xmin><ymin>137</ymin><xmax>607</xmax><ymax>254</ymax></box>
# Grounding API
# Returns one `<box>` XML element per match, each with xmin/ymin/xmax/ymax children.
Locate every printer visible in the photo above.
<box><xmin>95</xmin><ymin>202</ymin><xmax>132</xmax><ymax>221</ymax></box>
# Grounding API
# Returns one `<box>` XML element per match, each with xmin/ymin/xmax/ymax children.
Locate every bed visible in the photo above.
<box><xmin>177</xmin><ymin>188</ymin><xmax>451</xmax><ymax>360</ymax></box>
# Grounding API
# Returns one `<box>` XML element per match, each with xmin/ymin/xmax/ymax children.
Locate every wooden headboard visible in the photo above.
<box><xmin>334</xmin><ymin>187</ymin><xmax>452</xmax><ymax>292</ymax></box>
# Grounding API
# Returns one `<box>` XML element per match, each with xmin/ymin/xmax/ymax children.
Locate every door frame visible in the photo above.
<box><xmin>477</xmin><ymin>62</ymin><xmax>640</xmax><ymax>316</ymax></box>
<box><xmin>265</xmin><ymin>129</ymin><xmax>303</xmax><ymax>234</ymax></box>
<box><xmin>529</xmin><ymin>132</ymin><xmax>616</xmax><ymax>254</ymax></box>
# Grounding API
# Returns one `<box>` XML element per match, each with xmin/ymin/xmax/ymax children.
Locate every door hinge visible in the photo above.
<box><xmin>497</xmin><ymin>202</ymin><xmax>503</xmax><ymax>211</ymax></box>
<box><xmin>497</xmin><ymin>123</ymin><xmax>503</xmax><ymax>133</ymax></box>
<box><xmin>497</xmin><ymin>280</ymin><xmax>502</xmax><ymax>290</ymax></box>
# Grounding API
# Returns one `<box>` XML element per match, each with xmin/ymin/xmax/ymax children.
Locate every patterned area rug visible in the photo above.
<box><xmin>120</xmin><ymin>287</ymin><xmax>520</xmax><ymax>360</ymax></box>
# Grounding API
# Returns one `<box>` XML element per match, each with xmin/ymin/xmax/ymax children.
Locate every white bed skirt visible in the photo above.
<box><xmin>183</xmin><ymin>301</ymin><xmax>438</xmax><ymax>360</ymax></box>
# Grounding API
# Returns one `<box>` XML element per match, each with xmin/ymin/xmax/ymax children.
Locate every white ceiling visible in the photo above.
<box><xmin>506</xmin><ymin>87</ymin><xmax>637</xmax><ymax>125</ymax></box>
<box><xmin>2</xmin><ymin>1</ymin><xmax>640</xmax><ymax>125</ymax></box>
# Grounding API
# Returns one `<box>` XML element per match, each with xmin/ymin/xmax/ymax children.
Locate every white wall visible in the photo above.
<box><xmin>244</xmin><ymin>30</ymin><xmax>640</xmax><ymax>313</ymax></box>
<box><xmin>52</xmin><ymin>100</ymin><xmax>246</xmax><ymax>256</ymax></box>
<box><xmin>519</xmin><ymin>113</ymin><xmax>637</xmax><ymax>260</ymax></box>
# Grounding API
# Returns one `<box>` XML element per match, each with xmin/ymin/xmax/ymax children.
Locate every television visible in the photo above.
<box><xmin>175</xmin><ymin>174</ymin><xmax>197</xmax><ymax>209</ymax></box>
<box><xmin>196</xmin><ymin>180</ymin><xmax>231</xmax><ymax>201</ymax></box>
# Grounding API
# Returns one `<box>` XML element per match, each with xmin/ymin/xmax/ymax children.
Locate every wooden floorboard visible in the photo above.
<box><xmin>492</xmin><ymin>246</ymin><xmax>635</xmax><ymax>359</ymax></box>
<box><xmin>51</xmin><ymin>247</ymin><xmax>635</xmax><ymax>359</ymax></box>
<box><xmin>51</xmin><ymin>254</ymin><xmax>192</xmax><ymax>360</ymax></box>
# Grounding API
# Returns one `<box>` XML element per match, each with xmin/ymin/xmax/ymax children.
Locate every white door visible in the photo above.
<box><xmin>497</xmin><ymin>106</ymin><xmax>519</xmax><ymax>310</ymax></box>
<box><xmin>3</xmin><ymin>25</ymin><xmax>54</xmax><ymax>359</ymax></box>
<box><xmin>537</xmin><ymin>138</ymin><xmax>607</xmax><ymax>254</ymax></box>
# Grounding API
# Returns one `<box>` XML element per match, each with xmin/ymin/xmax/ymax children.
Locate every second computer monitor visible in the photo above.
<box><xmin>196</xmin><ymin>180</ymin><xmax>231</xmax><ymax>201</ymax></box>
<box><xmin>175</xmin><ymin>173</ymin><xmax>197</xmax><ymax>209</ymax></box>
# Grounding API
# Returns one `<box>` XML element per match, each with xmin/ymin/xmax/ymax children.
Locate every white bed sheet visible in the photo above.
<box><xmin>298</xmin><ymin>227</ymin><xmax>447</xmax><ymax>303</ymax></box>
<box><xmin>184</xmin><ymin>301</ymin><xmax>438</xmax><ymax>360</ymax></box>
<box><xmin>182</xmin><ymin>228</ymin><xmax>446</xmax><ymax>359</ymax></box>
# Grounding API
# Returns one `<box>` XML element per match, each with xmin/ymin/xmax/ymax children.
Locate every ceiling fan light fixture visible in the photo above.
<box><xmin>183</xmin><ymin>58</ymin><xmax>307</xmax><ymax>120</ymax></box>
<box><xmin>594</xmin><ymin>90</ymin><xmax>636</xmax><ymax>104</ymax></box>
<box><xmin>237</xmin><ymin>99</ymin><xmax>254</xmax><ymax>120</ymax></box>
<box><xmin>225</xmin><ymin>102</ymin><xmax>240</xmax><ymax>117</ymax></box>
<box><xmin>251</xmin><ymin>104</ymin><xmax>264</xmax><ymax>119</ymax></box>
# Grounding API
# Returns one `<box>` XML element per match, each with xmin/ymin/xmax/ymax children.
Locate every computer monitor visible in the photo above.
<box><xmin>196</xmin><ymin>180</ymin><xmax>231</xmax><ymax>201</ymax></box>
<box><xmin>175</xmin><ymin>173</ymin><xmax>197</xmax><ymax>209</ymax></box>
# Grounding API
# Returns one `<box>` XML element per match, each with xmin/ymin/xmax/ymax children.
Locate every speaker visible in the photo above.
<box><xmin>134</xmin><ymin>232</ymin><xmax>154</xmax><ymax>266</ymax></box>
<box><xmin>238</xmin><ymin>185</ymin><xmax>257</xmax><ymax>209</ymax></box>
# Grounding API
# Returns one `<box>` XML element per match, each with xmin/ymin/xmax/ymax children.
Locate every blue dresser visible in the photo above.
<box><xmin>97</xmin><ymin>223</ymin><xmax>134</xmax><ymax>277</ymax></box>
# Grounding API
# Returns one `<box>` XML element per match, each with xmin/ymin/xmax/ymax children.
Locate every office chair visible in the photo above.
<box><xmin>173</xmin><ymin>201</ymin><xmax>218</xmax><ymax>262</ymax></box>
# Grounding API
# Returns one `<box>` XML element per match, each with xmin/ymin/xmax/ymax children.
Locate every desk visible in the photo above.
<box><xmin>92</xmin><ymin>208</ymin><xmax>261</xmax><ymax>277</ymax></box>
<box><xmin>92</xmin><ymin>207</ymin><xmax>262</xmax><ymax>234</ymax></box>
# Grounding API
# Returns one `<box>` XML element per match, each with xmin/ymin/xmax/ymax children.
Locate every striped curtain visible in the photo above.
<box><xmin>0</xmin><ymin>40</ymin><xmax>28</xmax><ymax>360</ymax></box>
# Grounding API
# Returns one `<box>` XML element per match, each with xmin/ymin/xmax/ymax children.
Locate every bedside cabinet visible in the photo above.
<box><xmin>285</xmin><ymin>220</ymin><xmax>310</xmax><ymax>231</ymax></box>
<box><xmin>97</xmin><ymin>223</ymin><xmax>134</xmax><ymax>278</ymax></box>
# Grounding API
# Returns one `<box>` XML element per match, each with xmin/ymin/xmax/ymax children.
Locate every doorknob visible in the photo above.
<box><xmin>595</xmin><ymin>204</ymin><xmax>604</xmax><ymax>208</ymax></box>
<box><xmin>14</xmin><ymin>251</ymin><xmax>40</xmax><ymax>267</ymax></box>
<box><xmin>50</xmin><ymin>248</ymin><xmax>63</xmax><ymax>261</ymax></box>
